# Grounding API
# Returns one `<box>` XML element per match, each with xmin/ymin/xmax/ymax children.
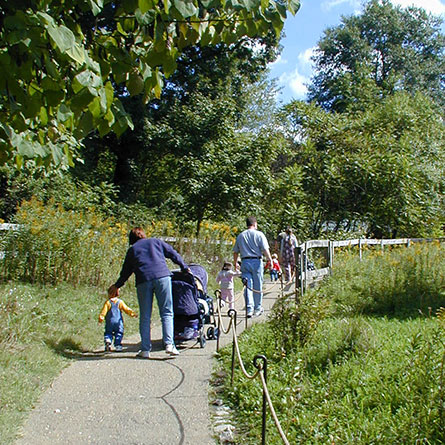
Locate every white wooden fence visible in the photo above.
<box><xmin>296</xmin><ymin>237</ymin><xmax>445</xmax><ymax>296</ymax></box>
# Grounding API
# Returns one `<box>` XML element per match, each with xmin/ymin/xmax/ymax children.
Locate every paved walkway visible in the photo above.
<box><xmin>15</xmin><ymin>280</ymin><xmax>288</xmax><ymax>445</ymax></box>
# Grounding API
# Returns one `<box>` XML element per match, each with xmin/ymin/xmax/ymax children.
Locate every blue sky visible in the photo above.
<box><xmin>268</xmin><ymin>0</ymin><xmax>445</xmax><ymax>104</ymax></box>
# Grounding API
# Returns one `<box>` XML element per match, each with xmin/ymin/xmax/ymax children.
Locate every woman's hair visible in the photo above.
<box><xmin>222</xmin><ymin>261</ymin><xmax>233</xmax><ymax>270</ymax></box>
<box><xmin>129</xmin><ymin>227</ymin><xmax>146</xmax><ymax>245</ymax></box>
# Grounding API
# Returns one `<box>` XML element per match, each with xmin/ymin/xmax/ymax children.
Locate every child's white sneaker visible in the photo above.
<box><xmin>136</xmin><ymin>350</ymin><xmax>150</xmax><ymax>359</ymax></box>
<box><xmin>105</xmin><ymin>339</ymin><xmax>112</xmax><ymax>352</ymax></box>
<box><xmin>165</xmin><ymin>344</ymin><xmax>180</xmax><ymax>356</ymax></box>
<box><xmin>115</xmin><ymin>345</ymin><xmax>123</xmax><ymax>352</ymax></box>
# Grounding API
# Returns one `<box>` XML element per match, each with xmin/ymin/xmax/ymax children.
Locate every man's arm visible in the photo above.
<box><xmin>263</xmin><ymin>248</ymin><xmax>273</xmax><ymax>265</ymax></box>
<box><xmin>233</xmin><ymin>252</ymin><xmax>239</xmax><ymax>271</ymax></box>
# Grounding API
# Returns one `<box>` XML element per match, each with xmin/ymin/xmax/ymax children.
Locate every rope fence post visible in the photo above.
<box><xmin>254</xmin><ymin>355</ymin><xmax>268</xmax><ymax>445</ymax></box>
<box><xmin>230</xmin><ymin>309</ymin><xmax>237</xmax><ymax>385</ymax></box>
<box><xmin>215</xmin><ymin>289</ymin><xmax>222</xmax><ymax>352</ymax></box>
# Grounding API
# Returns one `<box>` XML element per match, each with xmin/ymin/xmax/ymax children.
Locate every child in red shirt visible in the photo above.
<box><xmin>265</xmin><ymin>254</ymin><xmax>281</xmax><ymax>282</ymax></box>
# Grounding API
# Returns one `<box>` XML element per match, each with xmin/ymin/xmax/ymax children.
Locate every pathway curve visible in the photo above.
<box><xmin>15</xmin><ymin>280</ymin><xmax>288</xmax><ymax>445</ymax></box>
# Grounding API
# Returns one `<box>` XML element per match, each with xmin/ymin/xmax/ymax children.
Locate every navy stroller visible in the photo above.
<box><xmin>172</xmin><ymin>264</ymin><xmax>218</xmax><ymax>348</ymax></box>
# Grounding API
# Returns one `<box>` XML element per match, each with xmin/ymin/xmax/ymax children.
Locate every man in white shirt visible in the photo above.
<box><xmin>233</xmin><ymin>216</ymin><xmax>273</xmax><ymax>317</ymax></box>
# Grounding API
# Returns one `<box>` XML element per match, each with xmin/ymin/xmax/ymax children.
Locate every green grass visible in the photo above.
<box><xmin>215</xmin><ymin>243</ymin><xmax>445</xmax><ymax>444</ymax></box>
<box><xmin>0</xmin><ymin>282</ymin><xmax>139</xmax><ymax>445</ymax></box>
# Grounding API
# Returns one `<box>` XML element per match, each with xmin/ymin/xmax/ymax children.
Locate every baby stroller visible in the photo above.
<box><xmin>172</xmin><ymin>264</ymin><xmax>218</xmax><ymax>348</ymax></box>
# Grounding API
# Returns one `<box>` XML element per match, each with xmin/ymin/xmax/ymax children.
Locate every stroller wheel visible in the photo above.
<box><xmin>206</xmin><ymin>327</ymin><xmax>215</xmax><ymax>340</ymax></box>
<box><xmin>200</xmin><ymin>334</ymin><xmax>207</xmax><ymax>348</ymax></box>
<box><xmin>213</xmin><ymin>327</ymin><xmax>220</xmax><ymax>339</ymax></box>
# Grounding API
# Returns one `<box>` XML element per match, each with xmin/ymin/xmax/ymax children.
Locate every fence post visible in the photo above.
<box><xmin>328</xmin><ymin>240</ymin><xmax>334</xmax><ymax>274</ymax></box>
<box><xmin>253</xmin><ymin>355</ymin><xmax>268</xmax><ymax>445</ymax></box>
<box><xmin>230</xmin><ymin>309</ymin><xmax>237</xmax><ymax>385</ymax></box>
<box><xmin>294</xmin><ymin>246</ymin><xmax>300</xmax><ymax>303</ymax></box>
<box><xmin>359</xmin><ymin>238</ymin><xmax>362</xmax><ymax>261</ymax></box>
<box><xmin>215</xmin><ymin>290</ymin><xmax>221</xmax><ymax>352</ymax></box>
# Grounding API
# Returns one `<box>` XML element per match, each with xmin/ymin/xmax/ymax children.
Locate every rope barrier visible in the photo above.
<box><xmin>213</xmin><ymin>283</ymin><xmax>291</xmax><ymax>445</ymax></box>
<box><xmin>259</xmin><ymin>369</ymin><xmax>290</xmax><ymax>445</ymax></box>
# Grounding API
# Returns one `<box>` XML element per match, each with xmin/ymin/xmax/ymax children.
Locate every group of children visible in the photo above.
<box><xmin>98</xmin><ymin>255</ymin><xmax>283</xmax><ymax>352</ymax></box>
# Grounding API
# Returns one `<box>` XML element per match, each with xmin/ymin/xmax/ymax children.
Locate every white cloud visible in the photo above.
<box><xmin>298</xmin><ymin>47</ymin><xmax>316</xmax><ymax>69</ymax></box>
<box><xmin>277</xmin><ymin>47</ymin><xmax>315</xmax><ymax>99</ymax></box>
<box><xmin>279</xmin><ymin>69</ymin><xmax>309</xmax><ymax>99</ymax></box>
<box><xmin>321</xmin><ymin>0</ymin><xmax>361</xmax><ymax>12</ymax></box>
<box><xmin>390</xmin><ymin>0</ymin><xmax>445</xmax><ymax>15</ymax></box>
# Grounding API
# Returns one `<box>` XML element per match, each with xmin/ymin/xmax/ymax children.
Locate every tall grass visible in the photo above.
<box><xmin>0</xmin><ymin>197</ymin><xmax>236</xmax><ymax>288</ymax></box>
<box><xmin>0</xmin><ymin>197</ymin><xmax>129</xmax><ymax>286</ymax></box>
<box><xmin>215</xmin><ymin>242</ymin><xmax>445</xmax><ymax>444</ymax></box>
<box><xmin>326</xmin><ymin>242</ymin><xmax>445</xmax><ymax>316</ymax></box>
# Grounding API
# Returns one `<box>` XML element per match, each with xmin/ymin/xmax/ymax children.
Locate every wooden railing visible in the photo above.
<box><xmin>296</xmin><ymin>237</ymin><xmax>445</xmax><ymax>296</ymax></box>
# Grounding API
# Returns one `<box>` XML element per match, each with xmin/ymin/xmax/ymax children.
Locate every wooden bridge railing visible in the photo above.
<box><xmin>296</xmin><ymin>237</ymin><xmax>445</xmax><ymax>297</ymax></box>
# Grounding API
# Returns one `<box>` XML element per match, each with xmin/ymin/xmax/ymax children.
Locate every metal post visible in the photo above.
<box><xmin>299</xmin><ymin>245</ymin><xmax>305</xmax><ymax>296</ymax></box>
<box><xmin>359</xmin><ymin>238</ymin><xmax>362</xmax><ymax>261</ymax></box>
<box><xmin>254</xmin><ymin>355</ymin><xmax>268</xmax><ymax>445</ymax></box>
<box><xmin>230</xmin><ymin>309</ymin><xmax>237</xmax><ymax>385</ymax></box>
<box><xmin>295</xmin><ymin>246</ymin><xmax>301</xmax><ymax>303</ymax></box>
<box><xmin>215</xmin><ymin>290</ymin><xmax>221</xmax><ymax>352</ymax></box>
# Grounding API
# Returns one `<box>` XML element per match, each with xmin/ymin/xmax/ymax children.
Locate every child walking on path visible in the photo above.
<box><xmin>99</xmin><ymin>289</ymin><xmax>138</xmax><ymax>352</ymax></box>
<box><xmin>265</xmin><ymin>253</ymin><xmax>282</xmax><ymax>281</ymax></box>
<box><xmin>216</xmin><ymin>262</ymin><xmax>241</xmax><ymax>310</ymax></box>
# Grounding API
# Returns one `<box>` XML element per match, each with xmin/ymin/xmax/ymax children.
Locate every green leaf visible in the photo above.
<box><xmin>88</xmin><ymin>96</ymin><xmax>102</xmax><ymax>119</ymax></box>
<box><xmin>173</xmin><ymin>0</ymin><xmax>198</xmax><ymax>18</ymax></box>
<box><xmin>73</xmin><ymin>70</ymin><xmax>102</xmax><ymax>93</ymax></box>
<box><xmin>47</xmin><ymin>24</ymin><xmax>76</xmax><ymax>52</ymax></box>
<box><xmin>162</xmin><ymin>53</ymin><xmax>177</xmax><ymax>78</ymax></box>
<box><xmin>39</xmin><ymin>107</ymin><xmax>48</xmax><ymax>126</ymax></box>
<box><xmin>128</xmin><ymin>72</ymin><xmax>145</xmax><ymax>95</ymax></box>
<box><xmin>70</xmin><ymin>88</ymin><xmax>97</xmax><ymax>114</ymax></box>
<box><xmin>50</xmin><ymin>142</ymin><xmax>65</xmax><ymax>165</ymax></box>
<box><xmin>287</xmin><ymin>0</ymin><xmax>300</xmax><ymax>15</ymax></box>
<box><xmin>138</xmin><ymin>0</ymin><xmax>153</xmax><ymax>14</ymax></box>
<box><xmin>57</xmin><ymin>104</ymin><xmax>74</xmax><ymax>123</ymax></box>
<box><xmin>87</xmin><ymin>0</ymin><xmax>104</xmax><ymax>16</ymax></box>
<box><xmin>66</xmin><ymin>44</ymin><xmax>86</xmax><ymax>65</ymax></box>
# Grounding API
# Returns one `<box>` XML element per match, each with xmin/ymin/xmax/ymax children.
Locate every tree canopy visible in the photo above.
<box><xmin>308</xmin><ymin>0</ymin><xmax>445</xmax><ymax>112</ymax></box>
<box><xmin>281</xmin><ymin>92</ymin><xmax>445</xmax><ymax>238</ymax></box>
<box><xmin>0</xmin><ymin>0</ymin><xmax>300</xmax><ymax>169</ymax></box>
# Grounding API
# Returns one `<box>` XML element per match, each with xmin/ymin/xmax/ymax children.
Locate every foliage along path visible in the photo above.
<box><xmin>14</xmin><ymin>280</ymin><xmax>286</xmax><ymax>445</ymax></box>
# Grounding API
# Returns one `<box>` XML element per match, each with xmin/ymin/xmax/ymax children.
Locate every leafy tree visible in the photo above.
<box><xmin>308</xmin><ymin>0</ymin><xmax>445</xmax><ymax>112</ymax></box>
<box><xmin>263</xmin><ymin>163</ymin><xmax>309</xmax><ymax>239</ymax></box>
<box><xmin>281</xmin><ymin>92</ymin><xmax>445</xmax><ymax>238</ymax></box>
<box><xmin>0</xmin><ymin>0</ymin><xmax>300</xmax><ymax>169</ymax></box>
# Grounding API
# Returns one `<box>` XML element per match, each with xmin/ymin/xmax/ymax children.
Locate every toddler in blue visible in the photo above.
<box><xmin>99</xmin><ymin>289</ymin><xmax>137</xmax><ymax>352</ymax></box>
